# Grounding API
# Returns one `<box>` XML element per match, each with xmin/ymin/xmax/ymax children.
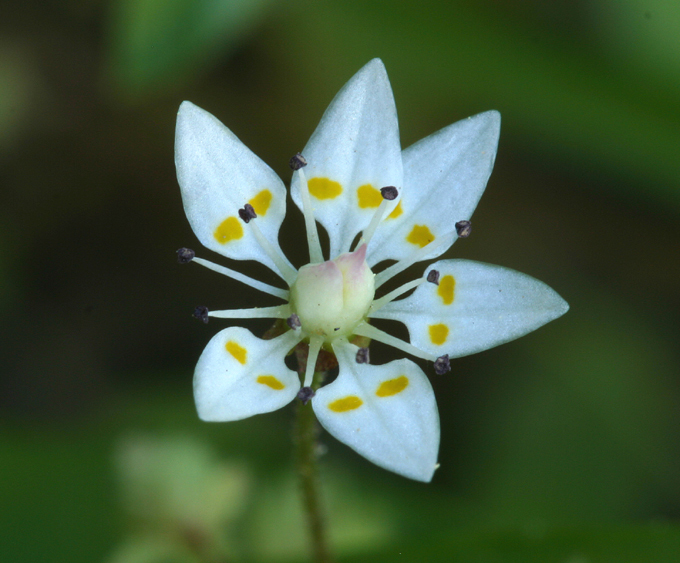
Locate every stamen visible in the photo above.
<box><xmin>369</xmin><ymin>278</ymin><xmax>424</xmax><ymax>314</ymax></box>
<box><xmin>355</xmin><ymin>347</ymin><xmax>370</xmax><ymax>364</ymax></box>
<box><xmin>192</xmin><ymin>257</ymin><xmax>289</xmax><ymax>300</ymax></box>
<box><xmin>455</xmin><ymin>220</ymin><xmax>471</xmax><ymax>238</ymax></box>
<box><xmin>352</xmin><ymin>323</ymin><xmax>438</xmax><ymax>362</ymax></box>
<box><xmin>193</xmin><ymin>306</ymin><xmax>209</xmax><ymax>323</ymax></box>
<box><xmin>247</xmin><ymin>220</ymin><xmax>298</xmax><ymax>285</ymax></box>
<box><xmin>209</xmin><ymin>304</ymin><xmax>291</xmax><ymax>320</ymax></box>
<box><xmin>297</xmin><ymin>386</ymin><xmax>315</xmax><ymax>404</ymax></box>
<box><xmin>380</xmin><ymin>186</ymin><xmax>399</xmax><ymax>200</ymax></box>
<box><xmin>427</xmin><ymin>269</ymin><xmax>440</xmax><ymax>285</ymax></box>
<box><xmin>238</xmin><ymin>203</ymin><xmax>257</xmax><ymax>223</ymax></box>
<box><xmin>176</xmin><ymin>247</ymin><xmax>195</xmax><ymax>263</ymax></box>
<box><xmin>304</xmin><ymin>336</ymin><xmax>323</xmax><ymax>387</ymax></box>
<box><xmin>290</xmin><ymin>154</ymin><xmax>324</xmax><ymax>264</ymax></box>
<box><xmin>287</xmin><ymin>313</ymin><xmax>302</xmax><ymax>330</ymax></box>
<box><xmin>358</xmin><ymin>186</ymin><xmax>400</xmax><ymax>248</ymax></box>
<box><xmin>374</xmin><ymin>229</ymin><xmax>454</xmax><ymax>289</ymax></box>
<box><xmin>289</xmin><ymin>153</ymin><xmax>307</xmax><ymax>170</ymax></box>
<box><xmin>433</xmin><ymin>354</ymin><xmax>451</xmax><ymax>375</ymax></box>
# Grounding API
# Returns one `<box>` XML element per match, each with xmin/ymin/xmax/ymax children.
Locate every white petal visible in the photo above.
<box><xmin>367</xmin><ymin>111</ymin><xmax>500</xmax><ymax>266</ymax></box>
<box><xmin>291</xmin><ymin>59</ymin><xmax>403</xmax><ymax>258</ymax></box>
<box><xmin>370</xmin><ymin>259</ymin><xmax>569</xmax><ymax>358</ymax></box>
<box><xmin>312</xmin><ymin>341</ymin><xmax>439</xmax><ymax>482</ymax></box>
<box><xmin>175</xmin><ymin>102</ymin><xmax>291</xmax><ymax>275</ymax></box>
<box><xmin>193</xmin><ymin>327</ymin><xmax>301</xmax><ymax>421</ymax></box>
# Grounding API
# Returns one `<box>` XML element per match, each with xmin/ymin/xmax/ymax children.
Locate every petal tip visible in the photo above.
<box><xmin>176</xmin><ymin>101</ymin><xmax>206</xmax><ymax>139</ymax></box>
<box><xmin>194</xmin><ymin>399</ymin><xmax>222</xmax><ymax>423</ymax></box>
<box><xmin>177</xmin><ymin>100</ymin><xmax>202</xmax><ymax>120</ymax></box>
<box><xmin>486</xmin><ymin>109</ymin><xmax>501</xmax><ymax>128</ymax></box>
<box><xmin>555</xmin><ymin>294</ymin><xmax>570</xmax><ymax>317</ymax></box>
<box><xmin>475</xmin><ymin>109</ymin><xmax>501</xmax><ymax>136</ymax></box>
<box><xmin>409</xmin><ymin>463</ymin><xmax>437</xmax><ymax>483</ymax></box>
<box><xmin>365</xmin><ymin>57</ymin><xmax>386</xmax><ymax>70</ymax></box>
<box><xmin>355</xmin><ymin>57</ymin><xmax>390</xmax><ymax>85</ymax></box>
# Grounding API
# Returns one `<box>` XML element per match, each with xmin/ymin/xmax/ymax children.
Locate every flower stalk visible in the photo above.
<box><xmin>295</xmin><ymin>372</ymin><xmax>334</xmax><ymax>563</ymax></box>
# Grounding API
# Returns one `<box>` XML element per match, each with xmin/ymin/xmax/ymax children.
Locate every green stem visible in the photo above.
<box><xmin>295</xmin><ymin>374</ymin><xmax>334</xmax><ymax>563</ymax></box>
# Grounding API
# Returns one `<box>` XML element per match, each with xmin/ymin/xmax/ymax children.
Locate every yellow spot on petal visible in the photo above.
<box><xmin>248</xmin><ymin>189</ymin><xmax>272</xmax><ymax>216</ymax></box>
<box><xmin>376</xmin><ymin>375</ymin><xmax>409</xmax><ymax>397</ymax></box>
<box><xmin>308</xmin><ymin>177</ymin><xmax>343</xmax><ymax>200</ymax></box>
<box><xmin>406</xmin><ymin>224</ymin><xmax>435</xmax><ymax>247</ymax></box>
<box><xmin>225</xmin><ymin>341</ymin><xmax>247</xmax><ymax>364</ymax></box>
<box><xmin>429</xmin><ymin>324</ymin><xmax>449</xmax><ymax>346</ymax></box>
<box><xmin>256</xmin><ymin>375</ymin><xmax>285</xmax><ymax>390</ymax></box>
<box><xmin>356</xmin><ymin>184</ymin><xmax>382</xmax><ymax>208</ymax></box>
<box><xmin>437</xmin><ymin>275</ymin><xmax>455</xmax><ymax>305</ymax></box>
<box><xmin>214</xmin><ymin>216</ymin><xmax>243</xmax><ymax>244</ymax></box>
<box><xmin>328</xmin><ymin>395</ymin><xmax>363</xmax><ymax>412</ymax></box>
<box><xmin>387</xmin><ymin>200</ymin><xmax>403</xmax><ymax>219</ymax></box>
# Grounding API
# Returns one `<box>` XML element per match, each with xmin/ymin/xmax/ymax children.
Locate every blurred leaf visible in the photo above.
<box><xmin>115</xmin><ymin>434</ymin><xmax>250</xmax><ymax>531</ymax></box>
<box><xmin>106</xmin><ymin>537</ymin><xmax>199</xmax><ymax>563</ymax></box>
<box><xmin>0</xmin><ymin>46</ymin><xmax>36</xmax><ymax>157</ymax></box>
<box><xmin>105</xmin><ymin>0</ymin><xmax>273</xmax><ymax>98</ymax></box>
<box><xmin>111</xmin><ymin>434</ymin><xmax>251</xmax><ymax>562</ymax></box>
<box><xmin>348</xmin><ymin>524</ymin><xmax>680</xmax><ymax>563</ymax></box>
<box><xmin>597</xmin><ymin>0</ymin><xmax>680</xmax><ymax>89</ymax></box>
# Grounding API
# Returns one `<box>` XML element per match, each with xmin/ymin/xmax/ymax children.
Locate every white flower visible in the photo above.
<box><xmin>175</xmin><ymin>59</ymin><xmax>568</xmax><ymax>482</ymax></box>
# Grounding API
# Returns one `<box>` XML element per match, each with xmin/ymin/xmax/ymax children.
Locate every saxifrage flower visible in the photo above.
<box><xmin>175</xmin><ymin>59</ymin><xmax>568</xmax><ymax>482</ymax></box>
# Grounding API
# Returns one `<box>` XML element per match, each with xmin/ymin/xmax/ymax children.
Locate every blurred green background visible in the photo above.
<box><xmin>2</xmin><ymin>0</ymin><xmax>680</xmax><ymax>561</ymax></box>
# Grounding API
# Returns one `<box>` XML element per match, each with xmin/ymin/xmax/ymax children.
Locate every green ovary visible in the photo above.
<box><xmin>289</xmin><ymin>244</ymin><xmax>375</xmax><ymax>340</ymax></box>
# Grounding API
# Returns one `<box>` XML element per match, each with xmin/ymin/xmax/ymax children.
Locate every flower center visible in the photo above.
<box><xmin>289</xmin><ymin>244</ymin><xmax>375</xmax><ymax>341</ymax></box>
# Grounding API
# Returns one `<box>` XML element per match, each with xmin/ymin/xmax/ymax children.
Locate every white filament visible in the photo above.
<box><xmin>353</xmin><ymin>322</ymin><xmax>437</xmax><ymax>362</ymax></box>
<box><xmin>374</xmin><ymin>230</ymin><xmax>455</xmax><ymax>289</ymax></box>
<box><xmin>297</xmin><ymin>167</ymin><xmax>324</xmax><ymax>264</ymax></box>
<box><xmin>192</xmin><ymin>257</ymin><xmax>289</xmax><ymax>300</ymax></box>
<box><xmin>357</xmin><ymin>198</ymin><xmax>389</xmax><ymax>249</ymax></box>
<box><xmin>248</xmin><ymin>220</ymin><xmax>298</xmax><ymax>285</ymax></box>
<box><xmin>209</xmin><ymin>305</ymin><xmax>291</xmax><ymax>319</ymax></box>
<box><xmin>369</xmin><ymin>277</ymin><xmax>424</xmax><ymax>314</ymax></box>
<box><xmin>304</xmin><ymin>336</ymin><xmax>324</xmax><ymax>387</ymax></box>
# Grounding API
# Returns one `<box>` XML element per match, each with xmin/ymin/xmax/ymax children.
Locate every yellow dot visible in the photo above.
<box><xmin>248</xmin><ymin>189</ymin><xmax>272</xmax><ymax>216</ymax></box>
<box><xmin>406</xmin><ymin>224</ymin><xmax>435</xmax><ymax>247</ymax></box>
<box><xmin>429</xmin><ymin>324</ymin><xmax>449</xmax><ymax>346</ymax></box>
<box><xmin>308</xmin><ymin>177</ymin><xmax>343</xmax><ymax>200</ymax></box>
<box><xmin>387</xmin><ymin>201</ymin><xmax>403</xmax><ymax>219</ymax></box>
<box><xmin>214</xmin><ymin>216</ymin><xmax>243</xmax><ymax>244</ymax></box>
<box><xmin>376</xmin><ymin>376</ymin><xmax>409</xmax><ymax>397</ymax></box>
<box><xmin>356</xmin><ymin>184</ymin><xmax>382</xmax><ymax>208</ymax></box>
<box><xmin>225</xmin><ymin>341</ymin><xmax>247</xmax><ymax>364</ymax></box>
<box><xmin>328</xmin><ymin>395</ymin><xmax>363</xmax><ymax>412</ymax></box>
<box><xmin>437</xmin><ymin>275</ymin><xmax>455</xmax><ymax>305</ymax></box>
<box><xmin>256</xmin><ymin>375</ymin><xmax>285</xmax><ymax>390</ymax></box>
